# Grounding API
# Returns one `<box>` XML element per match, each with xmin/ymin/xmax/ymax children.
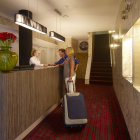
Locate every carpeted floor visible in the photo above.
<box><xmin>24</xmin><ymin>79</ymin><xmax>130</xmax><ymax>140</ymax></box>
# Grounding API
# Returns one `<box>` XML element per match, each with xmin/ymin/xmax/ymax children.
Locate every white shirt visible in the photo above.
<box><xmin>29</xmin><ymin>56</ymin><xmax>44</xmax><ymax>67</ymax></box>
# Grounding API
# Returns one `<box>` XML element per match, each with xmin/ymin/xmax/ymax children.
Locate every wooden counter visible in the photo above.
<box><xmin>0</xmin><ymin>66</ymin><xmax>64</xmax><ymax>140</ymax></box>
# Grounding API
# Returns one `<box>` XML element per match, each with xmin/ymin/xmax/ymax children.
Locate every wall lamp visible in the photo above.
<box><xmin>112</xmin><ymin>34</ymin><xmax>124</xmax><ymax>40</ymax></box>
<box><xmin>110</xmin><ymin>43</ymin><xmax>120</xmax><ymax>49</ymax></box>
<box><xmin>108</xmin><ymin>30</ymin><xmax>115</xmax><ymax>34</ymax></box>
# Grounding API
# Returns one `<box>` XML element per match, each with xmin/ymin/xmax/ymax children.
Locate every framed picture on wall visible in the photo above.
<box><xmin>79</xmin><ymin>41</ymin><xmax>88</xmax><ymax>51</ymax></box>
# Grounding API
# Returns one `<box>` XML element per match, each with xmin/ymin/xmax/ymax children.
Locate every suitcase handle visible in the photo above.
<box><xmin>67</xmin><ymin>81</ymin><xmax>75</xmax><ymax>93</ymax></box>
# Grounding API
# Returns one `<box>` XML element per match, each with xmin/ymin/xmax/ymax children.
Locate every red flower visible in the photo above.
<box><xmin>0</xmin><ymin>32</ymin><xmax>17</xmax><ymax>43</ymax></box>
<box><xmin>0</xmin><ymin>32</ymin><xmax>17</xmax><ymax>46</ymax></box>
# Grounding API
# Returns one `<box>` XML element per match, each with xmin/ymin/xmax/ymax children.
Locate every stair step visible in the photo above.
<box><xmin>90</xmin><ymin>60</ymin><xmax>112</xmax><ymax>85</ymax></box>
<box><xmin>91</xmin><ymin>66</ymin><xmax>112</xmax><ymax>69</ymax></box>
<box><xmin>90</xmin><ymin>79</ymin><xmax>113</xmax><ymax>85</ymax></box>
<box><xmin>90</xmin><ymin>71</ymin><xmax>112</xmax><ymax>75</ymax></box>
<box><xmin>92</xmin><ymin>62</ymin><xmax>111</xmax><ymax>64</ymax></box>
<box><xmin>90</xmin><ymin>74</ymin><xmax>112</xmax><ymax>77</ymax></box>
<box><xmin>90</xmin><ymin>76</ymin><xmax>112</xmax><ymax>80</ymax></box>
<box><xmin>91</xmin><ymin>67</ymin><xmax>112</xmax><ymax>70</ymax></box>
<box><xmin>90</xmin><ymin>79</ymin><xmax>112</xmax><ymax>82</ymax></box>
<box><xmin>92</xmin><ymin>62</ymin><xmax>111</xmax><ymax>65</ymax></box>
<box><xmin>91</xmin><ymin>69</ymin><xmax>112</xmax><ymax>73</ymax></box>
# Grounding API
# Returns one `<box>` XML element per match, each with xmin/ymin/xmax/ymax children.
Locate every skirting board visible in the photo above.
<box><xmin>15</xmin><ymin>102</ymin><xmax>61</xmax><ymax>140</ymax></box>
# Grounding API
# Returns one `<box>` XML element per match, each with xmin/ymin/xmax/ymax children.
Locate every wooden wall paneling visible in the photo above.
<box><xmin>75</xmin><ymin>53</ymin><xmax>88</xmax><ymax>79</ymax></box>
<box><xmin>0</xmin><ymin>67</ymin><xmax>64</xmax><ymax>140</ymax></box>
<box><xmin>0</xmin><ymin>74</ymin><xmax>6</xmax><ymax>140</ymax></box>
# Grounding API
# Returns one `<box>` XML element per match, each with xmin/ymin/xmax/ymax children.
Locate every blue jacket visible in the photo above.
<box><xmin>55</xmin><ymin>55</ymin><xmax>79</xmax><ymax>65</ymax></box>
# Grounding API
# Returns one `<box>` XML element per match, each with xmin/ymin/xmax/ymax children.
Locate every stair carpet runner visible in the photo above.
<box><xmin>90</xmin><ymin>61</ymin><xmax>113</xmax><ymax>85</ymax></box>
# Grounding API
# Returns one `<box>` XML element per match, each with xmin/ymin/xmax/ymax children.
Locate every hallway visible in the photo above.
<box><xmin>24</xmin><ymin>80</ymin><xmax>130</xmax><ymax>140</ymax></box>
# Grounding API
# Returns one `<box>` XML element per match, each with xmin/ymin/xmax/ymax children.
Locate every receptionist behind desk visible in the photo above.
<box><xmin>29</xmin><ymin>49</ymin><xmax>48</xmax><ymax>67</ymax></box>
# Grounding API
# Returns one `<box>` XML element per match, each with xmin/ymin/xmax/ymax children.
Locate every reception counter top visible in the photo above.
<box><xmin>0</xmin><ymin>66</ymin><xmax>64</xmax><ymax>140</ymax></box>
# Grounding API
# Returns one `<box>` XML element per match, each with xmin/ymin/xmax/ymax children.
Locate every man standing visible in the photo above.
<box><xmin>49</xmin><ymin>48</ymin><xmax>79</xmax><ymax>72</ymax></box>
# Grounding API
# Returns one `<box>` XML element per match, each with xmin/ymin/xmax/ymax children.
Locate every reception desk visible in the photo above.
<box><xmin>0</xmin><ymin>66</ymin><xmax>64</xmax><ymax>140</ymax></box>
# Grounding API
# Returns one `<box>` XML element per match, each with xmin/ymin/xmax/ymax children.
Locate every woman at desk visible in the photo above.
<box><xmin>29</xmin><ymin>49</ymin><xmax>48</xmax><ymax>67</ymax></box>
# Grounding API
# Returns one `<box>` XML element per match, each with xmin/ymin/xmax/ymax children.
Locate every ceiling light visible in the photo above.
<box><xmin>49</xmin><ymin>31</ymin><xmax>65</xmax><ymax>42</ymax></box>
<box><xmin>15</xmin><ymin>14</ymin><xmax>47</xmax><ymax>34</ymax></box>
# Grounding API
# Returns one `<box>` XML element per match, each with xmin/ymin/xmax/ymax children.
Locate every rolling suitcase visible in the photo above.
<box><xmin>63</xmin><ymin>81</ymin><xmax>88</xmax><ymax>127</ymax></box>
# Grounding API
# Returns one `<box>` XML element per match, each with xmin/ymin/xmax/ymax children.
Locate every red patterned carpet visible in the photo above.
<box><xmin>24</xmin><ymin>79</ymin><xmax>130</xmax><ymax>140</ymax></box>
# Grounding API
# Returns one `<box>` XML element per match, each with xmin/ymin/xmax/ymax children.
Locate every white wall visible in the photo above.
<box><xmin>33</xmin><ymin>38</ymin><xmax>59</xmax><ymax>64</ymax></box>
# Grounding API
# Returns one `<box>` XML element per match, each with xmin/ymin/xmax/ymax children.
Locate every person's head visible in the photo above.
<box><xmin>58</xmin><ymin>48</ymin><xmax>65</xmax><ymax>57</ymax></box>
<box><xmin>31</xmin><ymin>49</ymin><xmax>40</xmax><ymax>57</ymax></box>
<box><xmin>66</xmin><ymin>47</ymin><xmax>74</xmax><ymax>57</ymax></box>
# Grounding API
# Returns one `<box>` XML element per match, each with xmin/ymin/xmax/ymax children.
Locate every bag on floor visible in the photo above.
<box><xmin>63</xmin><ymin>81</ymin><xmax>88</xmax><ymax>128</ymax></box>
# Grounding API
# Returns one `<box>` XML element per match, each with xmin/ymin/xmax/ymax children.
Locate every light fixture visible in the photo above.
<box><xmin>49</xmin><ymin>9</ymin><xmax>65</xmax><ymax>42</ymax></box>
<box><xmin>112</xmin><ymin>34</ymin><xmax>124</xmax><ymax>40</ymax></box>
<box><xmin>110</xmin><ymin>43</ymin><xmax>120</xmax><ymax>48</ymax></box>
<box><xmin>112</xmin><ymin>34</ymin><xmax>119</xmax><ymax>39</ymax></box>
<box><xmin>49</xmin><ymin>31</ymin><xmax>65</xmax><ymax>42</ymax></box>
<box><xmin>108</xmin><ymin>30</ymin><xmax>115</xmax><ymax>34</ymax></box>
<box><xmin>15</xmin><ymin>14</ymin><xmax>47</xmax><ymax>34</ymax></box>
<box><xmin>120</xmin><ymin>35</ymin><xmax>124</xmax><ymax>39</ymax></box>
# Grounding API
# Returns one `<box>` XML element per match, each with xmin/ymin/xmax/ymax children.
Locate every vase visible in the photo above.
<box><xmin>0</xmin><ymin>46</ymin><xmax>18</xmax><ymax>72</ymax></box>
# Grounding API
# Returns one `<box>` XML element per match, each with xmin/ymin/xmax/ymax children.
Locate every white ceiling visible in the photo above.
<box><xmin>0</xmin><ymin>0</ymin><xmax>121</xmax><ymax>40</ymax></box>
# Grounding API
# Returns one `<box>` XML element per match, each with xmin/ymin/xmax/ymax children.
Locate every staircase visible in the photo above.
<box><xmin>90</xmin><ymin>33</ymin><xmax>113</xmax><ymax>85</ymax></box>
<box><xmin>90</xmin><ymin>61</ymin><xmax>113</xmax><ymax>85</ymax></box>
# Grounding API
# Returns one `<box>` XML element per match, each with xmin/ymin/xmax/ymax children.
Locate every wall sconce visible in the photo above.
<box><xmin>112</xmin><ymin>34</ymin><xmax>119</xmax><ymax>39</ymax></box>
<box><xmin>110</xmin><ymin>43</ymin><xmax>120</xmax><ymax>49</ymax></box>
<box><xmin>108</xmin><ymin>30</ymin><xmax>115</xmax><ymax>34</ymax></box>
<box><xmin>112</xmin><ymin>34</ymin><xmax>124</xmax><ymax>40</ymax></box>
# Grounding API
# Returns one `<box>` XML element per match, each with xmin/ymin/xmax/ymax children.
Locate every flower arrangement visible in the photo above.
<box><xmin>0</xmin><ymin>32</ymin><xmax>17</xmax><ymax>47</ymax></box>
